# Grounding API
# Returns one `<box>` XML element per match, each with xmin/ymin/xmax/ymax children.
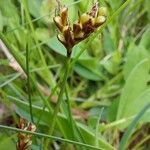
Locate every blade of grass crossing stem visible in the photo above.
<box><xmin>71</xmin><ymin>0</ymin><xmax>132</xmax><ymax>66</ymax></box>
<box><xmin>95</xmin><ymin>108</ymin><xmax>104</xmax><ymax>147</ymax></box>
<box><xmin>119</xmin><ymin>103</ymin><xmax>150</xmax><ymax>150</ymax></box>
<box><xmin>26</xmin><ymin>41</ymin><xmax>34</xmax><ymax>123</ymax></box>
<box><xmin>0</xmin><ymin>125</ymin><xmax>102</xmax><ymax>150</ymax></box>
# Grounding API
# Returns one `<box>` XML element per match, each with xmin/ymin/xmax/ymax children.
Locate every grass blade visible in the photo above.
<box><xmin>95</xmin><ymin>108</ymin><xmax>104</xmax><ymax>147</ymax></box>
<box><xmin>26</xmin><ymin>41</ymin><xmax>34</xmax><ymax>123</ymax></box>
<box><xmin>0</xmin><ymin>124</ymin><xmax>102</xmax><ymax>150</ymax></box>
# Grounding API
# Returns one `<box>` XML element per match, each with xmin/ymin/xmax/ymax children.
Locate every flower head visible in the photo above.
<box><xmin>53</xmin><ymin>1</ymin><xmax>107</xmax><ymax>57</ymax></box>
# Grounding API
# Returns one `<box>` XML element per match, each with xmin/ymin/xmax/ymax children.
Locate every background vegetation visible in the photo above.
<box><xmin>0</xmin><ymin>0</ymin><xmax>150</xmax><ymax>149</ymax></box>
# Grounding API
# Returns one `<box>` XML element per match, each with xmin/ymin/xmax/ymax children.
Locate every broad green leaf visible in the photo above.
<box><xmin>27</xmin><ymin>0</ymin><xmax>42</xmax><ymax>18</ymax></box>
<box><xmin>123</xmin><ymin>88</ymin><xmax>150</xmax><ymax>121</ymax></box>
<box><xmin>123</xmin><ymin>45</ymin><xmax>149</xmax><ymax>79</ymax></box>
<box><xmin>0</xmin><ymin>0</ymin><xmax>19</xmax><ymax>18</ymax></box>
<box><xmin>117</xmin><ymin>59</ymin><xmax>150</xmax><ymax>127</ymax></box>
<box><xmin>47</xmin><ymin>37</ymin><xmax>66</xmax><ymax>56</ymax></box>
<box><xmin>74</xmin><ymin>59</ymin><xmax>105</xmax><ymax>81</ymax></box>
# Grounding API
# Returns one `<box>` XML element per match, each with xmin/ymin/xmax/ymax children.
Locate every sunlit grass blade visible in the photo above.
<box><xmin>0</xmin><ymin>73</ymin><xmax>21</xmax><ymax>88</ymax></box>
<box><xmin>0</xmin><ymin>124</ymin><xmax>102</xmax><ymax>150</ymax></box>
<box><xmin>95</xmin><ymin>108</ymin><xmax>104</xmax><ymax>147</ymax></box>
<box><xmin>26</xmin><ymin>41</ymin><xmax>34</xmax><ymax>123</ymax></box>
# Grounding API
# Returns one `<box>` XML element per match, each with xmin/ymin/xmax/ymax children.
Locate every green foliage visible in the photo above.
<box><xmin>117</xmin><ymin>59</ymin><xmax>150</xmax><ymax>127</ymax></box>
<box><xmin>0</xmin><ymin>134</ymin><xmax>16</xmax><ymax>150</ymax></box>
<box><xmin>0</xmin><ymin>0</ymin><xmax>149</xmax><ymax>149</ymax></box>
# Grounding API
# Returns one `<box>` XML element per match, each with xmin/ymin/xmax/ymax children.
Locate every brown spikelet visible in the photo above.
<box><xmin>16</xmin><ymin>118</ymin><xmax>36</xmax><ymax>150</ymax></box>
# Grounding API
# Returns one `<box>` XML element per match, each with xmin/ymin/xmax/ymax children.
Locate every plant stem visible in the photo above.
<box><xmin>50</xmin><ymin>57</ymin><xmax>71</xmax><ymax>133</ymax></box>
<box><xmin>26</xmin><ymin>43</ymin><xmax>34</xmax><ymax>123</ymax></box>
<box><xmin>65</xmin><ymin>87</ymin><xmax>75</xmax><ymax>138</ymax></box>
<box><xmin>44</xmin><ymin>57</ymin><xmax>71</xmax><ymax>149</ymax></box>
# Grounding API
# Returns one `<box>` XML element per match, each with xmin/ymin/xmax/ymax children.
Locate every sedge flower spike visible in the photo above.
<box><xmin>53</xmin><ymin>2</ymin><xmax>107</xmax><ymax>57</ymax></box>
<box><xmin>16</xmin><ymin>118</ymin><xmax>36</xmax><ymax>150</ymax></box>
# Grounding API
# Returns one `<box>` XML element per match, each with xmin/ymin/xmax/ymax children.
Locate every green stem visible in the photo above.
<box><xmin>26</xmin><ymin>43</ymin><xmax>34</xmax><ymax>123</ymax></box>
<box><xmin>44</xmin><ymin>57</ymin><xmax>71</xmax><ymax>149</ymax></box>
<box><xmin>50</xmin><ymin>57</ymin><xmax>71</xmax><ymax>134</ymax></box>
<box><xmin>65</xmin><ymin>87</ymin><xmax>75</xmax><ymax>138</ymax></box>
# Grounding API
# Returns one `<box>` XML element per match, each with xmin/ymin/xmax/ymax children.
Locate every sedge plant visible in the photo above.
<box><xmin>1</xmin><ymin>0</ymin><xmax>141</xmax><ymax>149</ymax></box>
<box><xmin>44</xmin><ymin>1</ymin><xmax>107</xmax><ymax>149</ymax></box>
